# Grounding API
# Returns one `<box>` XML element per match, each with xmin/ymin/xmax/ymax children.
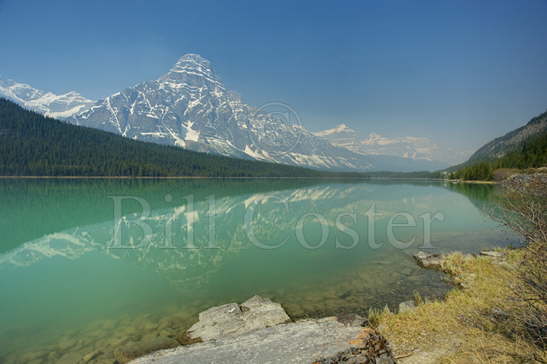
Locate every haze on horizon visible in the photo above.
<box><xmin>1</xmin><ymin>0</ymin><xmax>546</xmax><ymax>160</ymax></box>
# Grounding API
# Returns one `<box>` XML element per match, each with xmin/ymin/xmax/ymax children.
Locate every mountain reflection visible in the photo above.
<box><xmin>0</xmin><ymin>180</ymin><xmax>510</xmax><ymax>288</ymax></box>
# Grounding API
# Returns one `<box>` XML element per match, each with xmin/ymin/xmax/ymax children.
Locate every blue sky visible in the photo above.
<box><xmin>1</xmin><ymin>0</ymin><xmax>546</xmax><ymax>152</ymax></box>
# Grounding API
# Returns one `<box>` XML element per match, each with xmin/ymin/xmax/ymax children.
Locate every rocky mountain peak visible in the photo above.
<box><xmin>160</xmin><ymin>53</ymin><xmax>223</xmax><ymax>90</ymax></box>
<box><xmin>5</xmin><ymin>54</ymin><xmax>453</xmax><ymax>172</ymax></box>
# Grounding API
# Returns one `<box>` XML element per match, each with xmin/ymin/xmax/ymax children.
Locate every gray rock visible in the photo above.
<box><xmin>480</xmin><ymin>250</ymin><xmax>504</xmax><ymax>258</ymax></box>
<box><xmin>413</xmin><ymin>251</ymin><xmax>445</xmax><ymax>269</ymax></box>
<box><xmin>398</xmin><ymin>300</ymin><xmax>416</xmax><ymax>313</ymax></box>
<box><xmin>130</xmin><ymin>317</ymin><xmax>380</xmax><ymax>364</ymax></box>
<box><xmin>187</xmin><ymin>295</ymin><xmax>291</xmax><ymax>341</ymax></box>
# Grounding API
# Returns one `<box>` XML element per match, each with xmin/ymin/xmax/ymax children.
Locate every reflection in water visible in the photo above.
<box><xmin>0</xmin><ymin>180</ymin><xmax>520</xmax><ymax>363</ymax></box>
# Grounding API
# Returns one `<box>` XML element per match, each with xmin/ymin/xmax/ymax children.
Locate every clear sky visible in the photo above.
<box><xmin>1</xmin><ymin>0</ymin><xmax>546</xmax><ymax>153</ymax></box>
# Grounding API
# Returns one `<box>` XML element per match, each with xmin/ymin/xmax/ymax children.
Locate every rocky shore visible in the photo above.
<box><xmin>125</xmin><ymin>248</ymin><xmax>513</xmax><ymax>364</ymax></box>
<box><xmin>130</xmin><ymin>171</ymin><xmax>547</xmax><ymax>363</ymax></box>
<box><xmin>131</xmin><ymin>296</ymin><xmax>395</xmax><ymax>364</ymax></box>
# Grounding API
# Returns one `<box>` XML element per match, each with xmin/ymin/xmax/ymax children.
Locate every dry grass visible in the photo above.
<box><xmin>372</xmin><ymin>248</ymin><xmax>547</xmax><ymax>363</ymax></box>
<box><xmin>374</xmin><ymin>175</ymin><xmax>547</xmax><ymax>363</ymax></box>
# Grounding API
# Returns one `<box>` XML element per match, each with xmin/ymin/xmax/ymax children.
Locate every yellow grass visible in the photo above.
<box><xmin>373</xmin><ymin>248</ymin><xmax>546</xmax><ymax>363</ymax></box>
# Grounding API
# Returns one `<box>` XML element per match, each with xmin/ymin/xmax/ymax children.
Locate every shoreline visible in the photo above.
<box><xmin>130</xmin><ymin>243</ymin><xmax>540</xmax><ymax>364</ymax></box>
<box><xmin>127</xmin><ymin>247</ymin><xmax>517</xmax><ymax>364</ymax></box>
<box><xmin>0</xmin><ymin>175</ymin><xmax>486</xmax><ymax>183</ymax></box>
<box><xmin>446</xmin><ymin>179</ymin><xmax>497</xmax><ymax>184</ymax></box>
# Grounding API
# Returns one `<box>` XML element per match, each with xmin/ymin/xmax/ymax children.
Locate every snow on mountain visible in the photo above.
<box><xmin>314</xmin><ymin>124</ymin><xmax>468</xmax><ymax>166</ymax></box>
<box><xmin>4</xmin><ymin>54</ymin><xmax>451</xmax><ymax>172</ymax></box>
<box><xmin>0</xmin><ymin>78</ymin><xmax>94</xmax><ymax>118</ymax></box>
<box><xmin>69</xmin><ymin>54</ymin><xmax>377</xmax><ymax>171</ymax></box>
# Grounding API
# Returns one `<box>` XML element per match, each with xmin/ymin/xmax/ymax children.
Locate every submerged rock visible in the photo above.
<box><xmin>82</xmin><ymin>349</ymin><xmax>103</xmax><ymax>362</ymax></box>
<box><xmin>187</xmin><ymin>295</ymin><xmax>291</xmax><ymax>341</ymax></box>
<box><xmin>413</xmin><ymin>251</ymin><xmax>445</xmax><ymax>269</ymax></box>
<box><xmin>335</xmin><ymin>313</ymin><xmax>367</xmax><ymax>327</ymax></box>
<box><xmin>115</xmin><ymin>337</ymin><xmax>179</xmax><ymax>363</ymax></box>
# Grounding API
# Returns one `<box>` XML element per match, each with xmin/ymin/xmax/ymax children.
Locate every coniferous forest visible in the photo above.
<box><xmin>451</xmin><ymin>132</ymin><xmax>547</xmax><ymax>180</ymax></box>
<box><xmin>0</xmin><ymin>98</ymin><xmax>339</xmax><ymax>177</ymax></box>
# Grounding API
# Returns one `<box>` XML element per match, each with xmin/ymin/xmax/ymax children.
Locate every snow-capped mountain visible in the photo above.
<box><xmin>0</xmin><ymin>78</ymin><xmax>94</xmax><ymax>118</ymax></box>
<box><xmin>315</xmin><ymin>124</ymin><xmax>468</xmax><ymax>166</ymax></box>
<box><xmin>67</xmin><ymin>54</ymin><xmax>448</xmax><ymax>171</ymax></box>
<box><xmin>69</xmin><ymin>54</ymin><xmax>371</xmax><ymax>170</ymax></box>
<box><xmin>3</xmin><ymin>54</ymin><xmax>452</xmax><ymax>171</ymax></box>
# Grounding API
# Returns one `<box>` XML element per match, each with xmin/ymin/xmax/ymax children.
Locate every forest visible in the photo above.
<box><xmin>451</xmin><ymin>132</ymin><xmax>547</xmax><ymax>180</ymax></box>
<box><xmin>0</xmin><ymin>98</ymin><xmax>341</xmax><ymax>178</ymax></box>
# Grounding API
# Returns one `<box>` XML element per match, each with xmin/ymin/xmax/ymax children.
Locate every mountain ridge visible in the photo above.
<box><xmin>2</xmin><ymin>54</ymin><xmax>460</xmax><ymax>172</ymax></box>
<box><xmin>66</xmin><ymin>54</ymin><xmax>447</xmax><ymax>172</ymax></box>
<box><xmin>0</xmin><ymin>98</ymin><xmax>340</xmax><ymax>177</ymax></box>
<box><xmin>0</xmin><ymin>78</ymin><xmax>94</xmax><ymax>118</ymax></box>
<box><xmin>466</xmin><ymin>111</ymin><xmax>547</xmax><ymax>163</ymax></box>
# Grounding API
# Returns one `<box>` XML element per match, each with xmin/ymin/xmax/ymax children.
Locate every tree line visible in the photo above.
<box><xmin>450</xmin><ymin>132</ymin><xmax>547</xmax><ymax>180</ymax></box>
<box><xmin>0</xmin><ymin>98</ymin><xmax>336</xmax><ymax>177</ymax></box>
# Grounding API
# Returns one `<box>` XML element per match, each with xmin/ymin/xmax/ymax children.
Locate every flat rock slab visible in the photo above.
<box><xmin>130</xmin><ymin>317</ymin><xmax>364</xmax><ymax>364</ymax></box>
<box><xmin>187</xmin><ymin>295</ymin><xmax>291</xmax><ymax>341</ymax></box>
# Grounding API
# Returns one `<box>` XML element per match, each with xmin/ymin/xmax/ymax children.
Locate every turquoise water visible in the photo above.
<box><xmin>0</xmin><ymin>179</ymin><xmax>519</xmax><ymax>363</ymax></box>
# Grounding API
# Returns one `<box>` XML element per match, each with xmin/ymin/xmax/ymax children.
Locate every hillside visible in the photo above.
<box><xmin>467</xmin><ymin>110</ymin><xmax>547</xmax><ymax>163</ymax></box>
<box><xmin>451</xmin><ymin>131</ymin><xmax>547</xmax><ymax>180</ymax></box>
<box><xmin>0</xmin><ymin>98</ymin><xmax>336</xmax><ymax>177</ymax></box>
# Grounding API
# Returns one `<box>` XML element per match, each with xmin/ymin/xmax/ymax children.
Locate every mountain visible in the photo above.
<box><xmin>448</xmin><ymin>110</ymin><xmax>547</xmax><ymax>180</ymax></box>
<box><xmin>0</xmin><ymin>98</ymin><xmax>337</xmax><ymax>177</ymax></box>
<box><xmin>3</xmin><ymin>54</ymin><xmax>456</xmax><ymax>172</ymax></box>
<box><xmin>314</xmin><ymin>123</ymin><xmax>454</xmax><ymax>169</ymax></box>
<box><xmin>0</xmin><ymin>78</ymin><xmax>94</xmax><ymax>118</ymax></box>
<box><xmin>66</xmin><ymin>54</ymin><xmax>440</xmax><ymax>172</ymax></box>
<box><xmin>68</xmin><ymin>54</ymin><xmax>357</xmax><ymax>170</ymax></box>
<box><xmin>466</xmin><ymin>111</ymin><xmax>547</xmax><ymax>163</ymax></box>
<box><xmin>451</xmin><ymin>131</ymin><xmax>547</xmax><ymax>180</ymax></box>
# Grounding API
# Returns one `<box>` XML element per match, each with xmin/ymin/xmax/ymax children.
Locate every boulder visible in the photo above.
<box><xmin>413</xmin><ymin>251</ymin><xmax>444</xmax><ymax>269</ymax></box>
<box><xmin>187</xmin><ymin>295</ymin><xmax>291</xmax><ymax>341</ymax></box>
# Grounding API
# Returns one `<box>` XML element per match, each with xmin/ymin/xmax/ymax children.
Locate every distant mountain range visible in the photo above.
<box><xmin>313</xmin><ymin>124</ymin><xmax>467</xmax><ymax>166</ymax></box>
<box><xmin>1</xmin><ymin>54</ymin><xmax>457</xmax><ymax>172</ymax></box>
<box><xmin>0</xmin><ymin>78</ymin><xmax>94</xmax><ymax>118</ymax></box>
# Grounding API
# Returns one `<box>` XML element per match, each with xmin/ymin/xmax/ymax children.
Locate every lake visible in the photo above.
<box><xmin>0</xmin><ymin>179</ymin><xmax>520</xmax><ymax>363</ymax></box>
